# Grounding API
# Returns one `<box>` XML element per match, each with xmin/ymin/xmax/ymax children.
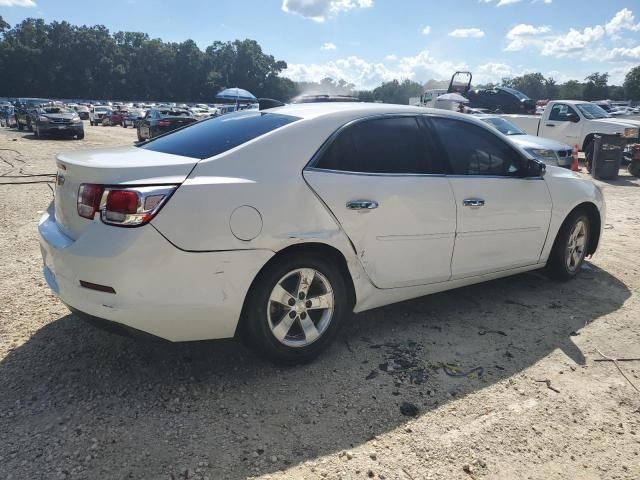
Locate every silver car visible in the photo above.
<box><xmin>478</xmin><ymin>115</ymin><xmax>573</xmax><ymax>168</ymax></box>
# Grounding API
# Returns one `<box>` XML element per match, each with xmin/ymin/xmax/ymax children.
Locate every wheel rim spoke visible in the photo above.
<box><xmin>299</xmin><ymin>316</ymin><xmax>320</xmax><ymax>343</ymax></box>
<box><xmin>296</xmin><ymin>268</ymin><xmax>315</xmax><ymax>299</ymax></box>
<box><xmin>270</xmin><ymin>283</ymin><xmax>295</xmax><ymax>307</ymax></box>
<box><xmin>271</xmin><ymin>312</ymin><xmax>296</xmax><ymax>342</ymax></box>
<box><xmin>306</xmin><ymin>292</ymin><xmax>333</xmax><ymax>310</ymax></box>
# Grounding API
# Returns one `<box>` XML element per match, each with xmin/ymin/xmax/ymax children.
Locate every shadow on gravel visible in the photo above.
<box><xmin>0</xmin><ymin>264</ymin><xmax>630</xmax><ymax>479</ymax></box>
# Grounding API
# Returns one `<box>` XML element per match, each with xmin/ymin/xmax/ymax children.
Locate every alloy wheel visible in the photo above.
<box><xmin>566</xmin><ymin>219</ymin><xmax>587</xmax><ymax>273</ymax></box>
<box><xmin>267</xmin><ymin>268</ymin><xmax>334</xmax><ymax>348</ymax></box>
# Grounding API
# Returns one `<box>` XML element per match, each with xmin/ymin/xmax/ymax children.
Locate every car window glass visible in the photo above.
<box><xmin>549</xmin><ymin>104</ymin><xmax>577</xmax><ymax>121</ymax></box>
<box><xmin>431</xmin><ymin>117</ymin><xmax>522</xmax><ymax>176</ymax></box>
<box><xmin>315</xmin><ymin>116</ymin><xmax>440</xmax><ymax>174</ymax></box>
<box><xmin>140</xmin><ymin>111</ymin><xmax>300</xmax><ymax>159</ymax></box>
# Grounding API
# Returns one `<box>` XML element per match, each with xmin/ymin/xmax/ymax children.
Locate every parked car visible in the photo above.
<box><xmin>15</xmin><ymin>98</ymin><xmax>50</xmax><ymax>131</ymax></box>
<box><xmin>466</xmin><ymin>87</ymin><xmax>536</xmax><ymax>114</ymax></box>
<box><xmin>102</xmin><ymin>109</ymin><xmax>127</xmax><ymax>126</ymax></box>
<box><xmin>189</xmin><ymin>107</ymin><xmax>212</xmax><ymax>121</ymax></box>
<box><xmin>478</xmin><ymin>115</ymin><xmax>573</xmax><ymax>168</ymax></box>
<box><xmin>122</xmin><ymin>109</ymin><xmax>145</xmax><ymax>128</ymax></box>
<box><xmin>39</xmin><ymin>104</ymin><xmax>604</xmax><ymax>364</ymax></box>
<box><xmin>499</xmin><ymin>100</ymin><xmax>640</xmax><ymax>169</ymax></box>
<box><xmin>73</xmin><ymin>105</ymin><xmax>90</xmax><ymax>120</ymax></box>
<box><xmin>136</xmin><ymin>108</ymin><xmax>196</xmax><ymax>141</ymax></box>
<box><xmin>89</xmin><ymin>106</ymin><xmax>112</xmax><ymax>126</ymax></box>
<box><xmin>34</xmin><ymin>105</ymin><xmax>84</xmax><ymax>139</ymax></box>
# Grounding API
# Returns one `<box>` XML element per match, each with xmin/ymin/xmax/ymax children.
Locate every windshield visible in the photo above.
<box><xmin>499</xmin><ymin>87</ymin><xmax>530</xmax><ymax>101</ymax></box>
<box><xmin>40</xmin><ymin>106</ymin><xmax>73</xmax><ymax>114</ymax></box>
<box><xmin>481</xmin><ymin>117</ymin><xmax>525</xmax><ymax>135</ymax></box>
<box><xmin>25</xmin><ymin>99</ymin><xmax>49</xmax><ymax>107</ymax></box>
<box><xmin>576</xmin><ymin>103</ymin><xmax>610</xmax><ymax>119</ymax></box>
<box><xmin>95</xmin><ymin>107</ymin><xmax>110</xmax><ymax>113</ymax></box>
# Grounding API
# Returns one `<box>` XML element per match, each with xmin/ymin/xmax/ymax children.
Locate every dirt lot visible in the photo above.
<box><xmin>1</xmin><ymin>123</ymin><xmax>639</xmax><ymax>480</ymax></box>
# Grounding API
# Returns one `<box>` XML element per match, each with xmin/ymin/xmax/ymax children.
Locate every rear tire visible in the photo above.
<box><xmin>242</xmin><ymin>254</ymin><xmax>349</xmax><ymax>364</ymax></box>
<box><xmin>546</xmin><ymin>210</ymin><xmax>590</xmax><ymax>281</ymax></box>
<box><xmin>584</xmin><ymin>140</ymin><xmax>594</xmax><ymax>173</ymax></box>
<box><xmin>18</xmin><ymin>121</ymin><xmax>24</xmax><ymax>131</ymax></box>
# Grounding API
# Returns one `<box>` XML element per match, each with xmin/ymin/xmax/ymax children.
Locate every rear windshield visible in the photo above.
<box><xmin>140</xmin><ymin>111</ymin><xmax>300</xmax><ymax>159</ymax></box>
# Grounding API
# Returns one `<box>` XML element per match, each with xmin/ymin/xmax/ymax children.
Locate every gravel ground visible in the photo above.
<box><xmin>1</xmin><ymin>123</ymin><xmax>639</xmax><ymax>480</ymax></box>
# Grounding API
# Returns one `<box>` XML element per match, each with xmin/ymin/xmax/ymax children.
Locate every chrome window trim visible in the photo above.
<box><xmin>305</xmin><ymin>167</ymin><xmax>543</xmax><ymax>180</ymax></box>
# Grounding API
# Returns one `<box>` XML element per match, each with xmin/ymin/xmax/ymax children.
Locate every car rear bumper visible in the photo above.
<box><xmin>38</xmin><ymin>204</ymin><xmax>274</xmax><ymax>341</ymax></box>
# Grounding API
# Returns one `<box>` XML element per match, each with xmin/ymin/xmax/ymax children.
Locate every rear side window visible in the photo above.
<box><xmin>430</xmin><ymin>117</ymin><xmax>523</xmax><ymax>176</ymax></box>
<box><xmin>315</xmin><ymin>116</ymin><xmax>441</xmax><ymax>174</ymax></box>
<box><xmin>140</xmin><ymin>111</ymin><xmax>300</xmax><ymax>159</ymax></box>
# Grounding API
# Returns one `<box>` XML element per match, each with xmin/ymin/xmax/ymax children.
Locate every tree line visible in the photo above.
<box><xmin>1</xmin><ymin>16</ymin><xmax>639</xmax><ymax>104</ymax></box>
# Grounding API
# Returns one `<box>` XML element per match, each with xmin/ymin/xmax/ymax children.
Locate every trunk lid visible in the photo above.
<box><xmin>54</xmin><ymin>146</ymin><xmax>197</xmax><ymax>239</ymax></box>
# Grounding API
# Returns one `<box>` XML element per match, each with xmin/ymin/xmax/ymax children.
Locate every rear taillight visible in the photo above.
<box><xmin>77</xmin><ymin>184</ymin><xmax>177</xmax><ymax>227</ymax></box>
<box><xmin>158</xmin><ymin>120</ymin><xmax>171</xmax><ymax>127</ymax></box>
<box><xmin>77</xmin><ymin>184</ymin><xmax>104</xmax><ymax>219</ymax></box>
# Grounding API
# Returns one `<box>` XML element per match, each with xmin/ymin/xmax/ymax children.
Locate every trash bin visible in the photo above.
<box><xmin>591</xmin><ymin>134</ymin><xmax>626</xmax><ymax>180</ymax></box>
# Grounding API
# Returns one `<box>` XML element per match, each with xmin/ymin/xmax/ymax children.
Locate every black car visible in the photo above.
<box><xmin>34</xmin><ymin>105</ymin><xmax>84</xmax><ymax>139</ymax></box>
<box><xmin>136</xmin><ymin>108</ymin><xmax>197</xmax><ymax>141</ymax></box>
<box><xmin>465</xmin><ymin>87</ymin><xmax>536</xmax><ymax>114</ymax></box>
<box><xmin>15</xmin><ymin>98</ymin><xmax>50</xmax><ymax>131</ymax></box>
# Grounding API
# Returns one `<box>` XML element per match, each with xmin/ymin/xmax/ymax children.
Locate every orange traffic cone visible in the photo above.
<box><xmin>571</xmin><ymin>144</ymin><xmax>581</xmax><ymax>172</ymax></box>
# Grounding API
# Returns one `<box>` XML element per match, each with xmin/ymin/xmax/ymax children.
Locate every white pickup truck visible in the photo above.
<box><xmin>500</xmin><ymin>100</ymin><xmax>640</xmax><ymax>166</ymax></box>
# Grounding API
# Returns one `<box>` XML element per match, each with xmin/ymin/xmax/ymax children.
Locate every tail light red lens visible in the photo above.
<box><xmin>158</xmin><ymin>120</ymin><xmax>171</xmax><ymax>127</ymax></box>
<box><xmin>77</xmin><ymin>184</ymin><xmax>104</xmax><ymax>219</ymax></box>
<box><xmin>77</xmin><ymin>184</ymin><xmax>177</xmax><ymax>227</ymax></box>
<box><xmin>105</xmin><ymin>190</ymin><xmax>138</xmax><ymax>214</ymax></box>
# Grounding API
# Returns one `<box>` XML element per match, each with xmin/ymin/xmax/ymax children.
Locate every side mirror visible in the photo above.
<box><xmin>566</xmin><ymin>113</ymin><xmax>580</xmax><ymax>123</ymax></box>
<box><xmin>524</xmin><ymin>158</ymin><xmax>546</xmax><ymax>177</ymax></box>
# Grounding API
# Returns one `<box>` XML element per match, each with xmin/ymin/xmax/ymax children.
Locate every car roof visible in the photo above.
<box><xmin>266</xmin><ymin>102</ymin><xmax>473</xmax><ymax>122</ymax></box>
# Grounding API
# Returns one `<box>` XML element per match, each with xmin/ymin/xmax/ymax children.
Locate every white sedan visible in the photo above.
<box><xmin>39</xmin><ymin>103</ymin><xmax>605</xmax><ymax>363</ymax></box>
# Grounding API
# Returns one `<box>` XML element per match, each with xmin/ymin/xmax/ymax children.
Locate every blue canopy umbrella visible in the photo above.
<box><xmin>215</xmin><ymin>88</ymin><xmax>257</xmax><ymax>103</ymax></box>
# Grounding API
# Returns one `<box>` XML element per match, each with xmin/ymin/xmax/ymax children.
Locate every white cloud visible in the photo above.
<box><xmin>502</xmin><ymin>9</ymin><xmax>640</xmax><ymax>60</ymax></box>
<box><xmin>606</xmin><ymin>45</ymin><xmax>640</xmax><ymax>61</ymax></box>
<box><xmin>321</xmin><ymin>42</ymin><xmax>337</xmax><ymax>50</ymax></box>
<box><xmin>504</xmin><ymin>24</ymin><xmax>550</xmax><ymax>51</ymax></box>
<box><xmin>496</xmin><ymin>0</ymin><xmax>522</xmax><ymax>6</ymax></box>
<box><xmin>541</xmin><ymin>25</ymin><xmax>605</xmax><ymax>57</ymax></box>
<box><xmin>604</xmin><ymin>8</ymin><xmax>640</xmax><ymax>35</ymax></box>
<box><xmin>0</xmin><ymin>0</ymin><xmax>36</xmax><ymax>6</ymax></box>
<box><xmin>421</xmin><ymin>25</ymin><xmax>431</xmax><ymax>35</ymax></box>
<box><xmin>448</xmin><ymin>28</ymin><xmax>485</xmax><ymax>38</ymax></box>
<box><xmin>385</xmin><ymin>54</ymin><xmax>398</xmax><ymax>61</ymax></box>
<box><xmin>283</xmin><ymin>49</ymin><xmax>467</xmax><ymax>90</ymax></box>
<box><xmin>281</xmin><ymin>0</ymin><xmax>372</xmax><ymax>22</ymax></box>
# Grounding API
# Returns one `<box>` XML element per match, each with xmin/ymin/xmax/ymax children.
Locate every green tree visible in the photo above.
<box><xmin>0</xmin><ymin>15</ymin><xmax>9</xmax><ymax>35</ymax></box>
<box><xmin>623</xmin><ymin>66</ymin><xmax>640</xmax><ymax>100</ymax></box>
<box><xmin>583</xmin><ymin>72</ymin><xmax>609</xmax><ymax>101</ymax></box>
<box><xmin>372</xmin><ymin>79</ymin><xmax>423</xmax><ymax>104</ymax></box>
<box><xmin>558</xmin><ymin>80</ymin><xmax>584</xmax><ymax>100</ymax></box>
<box><xmin>502</xmin><ymin>73</ymin><xmax>546</xmax><ymax>100</ymax></box>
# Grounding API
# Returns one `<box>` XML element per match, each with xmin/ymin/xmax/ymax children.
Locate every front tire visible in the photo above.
<box><xmin>546</xmin><ymin>210</ymin><xmax>590</xmax><ymax>280</ymax></box>
<box><xmin>243</xmin><ymin>254</ymin><xmax>349</xmax><ymax>364</ymax></box>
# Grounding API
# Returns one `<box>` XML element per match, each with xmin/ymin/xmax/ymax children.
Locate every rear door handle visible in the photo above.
<box><xmin>545</xmin><ymin>123</ymin><xmax>555</xmax><ymax>127</ymax></box>
<box><xmin>346</xmin><ymin>200</ymin><xmax>378</xmax><ymax>210</ymax></box>
<box><xmin>463</xmin><ymin>198</ymin><xmax>485</xmax><ymax>208</ymax></box>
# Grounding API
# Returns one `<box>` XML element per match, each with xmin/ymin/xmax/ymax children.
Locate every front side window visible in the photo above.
<box><xmin>315</xmin><ymin>116</ymin><xmax>440</xmax><ymax>174</ymax></box>
<box><xmin>430</xmin><ymin>118</ymin><xmax>523</xmax><ymax>176</ymax></box>
<box><xmin>549</xmin><ymin>104</ymin><xmax>578</xmax><ymax>122</ymax></box>
<box><xmin>140</xmin><ymin>111</ymin><xmax>300</xmax><ymax>159</ymax></box>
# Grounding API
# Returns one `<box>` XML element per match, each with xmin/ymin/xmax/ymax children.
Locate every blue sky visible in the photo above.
<box><xmin>1</xmin><ymin>0</ymin><xmax>639</xmax><ymax>88</ymax></box>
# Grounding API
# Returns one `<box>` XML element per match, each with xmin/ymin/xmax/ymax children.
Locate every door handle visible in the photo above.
<box><xmin>346</xmin><ymin>200</ymin><xmax>378</xmax><ymax>210</ymax></box>
<box><xmin>463</xmin><ymin>198</ymin><xmax>485</xmax><ymax>208</ymax></box>
<box><xmin>545</xmin><ymin>123</ymin><xmax>555</xmax><ymax>127</ymax></box>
